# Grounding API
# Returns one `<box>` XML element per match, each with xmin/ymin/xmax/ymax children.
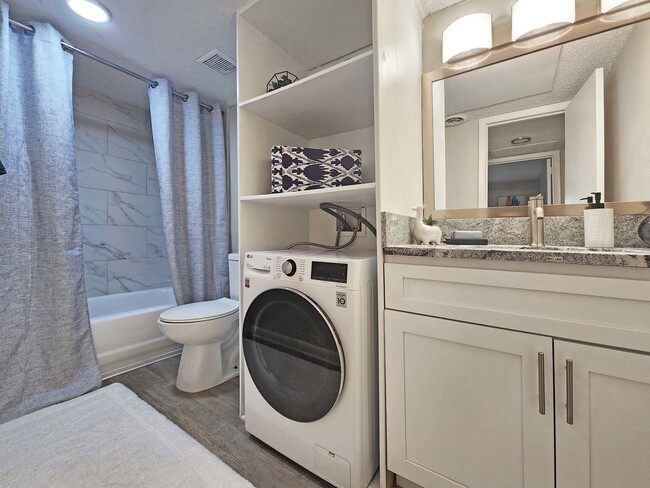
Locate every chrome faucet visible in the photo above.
<box><xmin>529</xmin><ymin>194</ymin><xmax>545</xmax><ymax>247</ymax></box>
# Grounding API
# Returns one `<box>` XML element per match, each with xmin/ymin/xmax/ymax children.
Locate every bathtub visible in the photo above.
<box><xmin>88</xmin><ymin>287</ymin><xmax>180</xmax><ymax>379</ymax></box>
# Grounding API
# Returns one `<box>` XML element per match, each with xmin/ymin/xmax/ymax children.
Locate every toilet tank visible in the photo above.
<box><xmin>228</xmin><ymin>253</ymin><xmax>240</xmax><ymax>301</ymax></box>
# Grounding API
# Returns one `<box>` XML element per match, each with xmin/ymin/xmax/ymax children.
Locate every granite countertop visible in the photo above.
<box><xmin>384</xmin><ymin>244</ymin><xmax>650</xmax><ymax>268</ymax></box>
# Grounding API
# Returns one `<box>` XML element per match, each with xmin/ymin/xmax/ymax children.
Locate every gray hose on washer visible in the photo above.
<box><xmin>319</xmin><ymin>203</ymin><xmax>377</xmax><ymax>236</ymax></box>
<box><xmin>284</xmin><ymin>202</ymin><xmax>375</xmax><ymax>251</ymax></box>
<box><xmin>285</xmin><ymin>230</ymin><xmax>357</xmax><ymax>250</ymax></box>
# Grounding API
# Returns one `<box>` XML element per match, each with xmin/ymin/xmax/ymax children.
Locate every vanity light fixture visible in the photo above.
<box><xmin>511</xmin><ymin>0</ymin><xmax>575</xmax><ymax>41</ymax></box>
<box><xmin>511</xmin><ymin>136</ymin><xmax>532</xmax><ymax>145</ymax></box>
<box><xmin>65</xmin><ymin>0</ymin><xmax>111</xmax><ymax>23</ymax></box>
<box><xmin>442</xmin><ymin>13</ymin><xmax>493</xmax><ymax>64</ymax></box>
<box><xmin>601</xmin><ymin>0</ymin><xmax>649</xmax><ymax>13</ymax></box>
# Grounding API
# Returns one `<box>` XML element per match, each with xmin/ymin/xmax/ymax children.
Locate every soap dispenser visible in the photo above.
<box><xmin>580</xmin><ymin>192</ymin><xmax>614</xmax><ymax>248</ymax></box>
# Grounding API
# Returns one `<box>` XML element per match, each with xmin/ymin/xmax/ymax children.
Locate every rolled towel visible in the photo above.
<box><xmin>452</xmin><ymin>230</ymin><xmax>483</xmax><ymax>240</ymax></box>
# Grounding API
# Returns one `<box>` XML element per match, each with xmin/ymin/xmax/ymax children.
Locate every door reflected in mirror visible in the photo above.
<box><xmin>482</xmin><ymin>106</ymin><xmax>566</xmax><ymax>207</ymax></box>
<box><xmin>489</xmin><ymin>158</ymin><xmax>552</xmax><ymax>208</ymax></box>
<box><xmin>432</xmin><ymin>19</ymin><xmax>650</xmax><ymax>210</ymax></box>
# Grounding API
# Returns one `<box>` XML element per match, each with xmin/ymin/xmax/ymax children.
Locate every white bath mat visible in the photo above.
<box><xmin>0</xmin><ymin>383</ymin><xmax>254</xmax><ymax>488</ymax></box>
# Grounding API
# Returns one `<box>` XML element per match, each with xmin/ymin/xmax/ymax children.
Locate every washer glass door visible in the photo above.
<box><xmin>243</xmin><ymin>288</ymin><xmax>344</xmax><ymax>423</ymax></box>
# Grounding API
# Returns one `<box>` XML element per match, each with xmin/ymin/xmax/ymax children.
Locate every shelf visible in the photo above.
<box><xmin>240</xmin><ymin>183</ymin><xmax>376</xmax><ymax>208</ymax></box>
<box><xmin>238</xmin><ymin>51</ymin><xmax>374</xmax><ymax>140</ymax></box>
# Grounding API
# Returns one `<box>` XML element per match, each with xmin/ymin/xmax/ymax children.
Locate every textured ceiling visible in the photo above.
<box><xmin>242</xmin><ymin>0</ymin><xmax>372</xmax><ymax>71</ymax></box>
<box><xmin>421</xmin><ymin>0</ymin><xmax>466</xmax><ymax>17</ymax></box>
<box><xmin>445</xmin><ymin>47</ymin><xmax>561</xmax><ymax>115</ymax></box>
<box><xmin>5</xmin><ymin>0</ymin><xmax>247</xmax><ymax>108</ymax></box>
<box><xmin>446</xmin><ymin>25</ymin><xmax>634</xmax><ymax>121</ymax></box>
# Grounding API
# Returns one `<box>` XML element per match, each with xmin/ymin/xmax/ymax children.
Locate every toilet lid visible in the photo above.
<box><xmin>159</xmin><ymin>298</ymin><xmax>239</xmax><ymax>324</ymax></box>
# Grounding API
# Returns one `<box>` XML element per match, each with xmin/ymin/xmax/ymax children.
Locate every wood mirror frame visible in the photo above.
<box><xmin>422</xmin><ymin>3</ymin><xmax>650</xmax><ymax>218</ymax></box>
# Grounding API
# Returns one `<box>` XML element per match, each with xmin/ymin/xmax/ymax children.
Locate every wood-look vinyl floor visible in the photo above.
<box><xmin>104</xmin><ymin>355</ymin><xmax>333</xmax><ymax>488</ymax></box>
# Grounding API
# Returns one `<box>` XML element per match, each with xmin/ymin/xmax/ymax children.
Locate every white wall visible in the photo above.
<box><xmin>227</xmin><ymin>106</ymin><xmax>239</xmax><ymax>251</ymax></box>
<box><xmin>308</xmin><ymin>205</ymin><xmax>377</xmax><ymax>251</ymax></box>
<box><xmin>237</xmin><ymin>18</ymin><xmax>308</xmax><ymax>102</ymax></box>
<box><xmin>310</xmin><ymin>126</ymin><xmax>376</xmax><ymax>183</ymax></box>
<box><xmin>307</xmin><ymin>125</ymin><xmax>377</xmax><ymax>250</ymax></box>
<box><xmin>605</xmin><ymin>21</ymin><xmax>650</xmax><ymax>202</ymax></box>
<box><xmin>445</xmin><ymin>120</ymin><xmax>479</xmax><ymax>209</ymax></box>
<box><xmin>375</xmin><ymin>0</ymin><xmax>424</xmax><ymax>215</ymax></box>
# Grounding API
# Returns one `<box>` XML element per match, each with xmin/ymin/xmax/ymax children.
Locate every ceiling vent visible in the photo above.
<box><xmin>196</xmin><ymin>48</ymin><xmax>236</xmax><ymax>76</ymax></box>
<box><xmin>445</xmin><ymin>113</ymin><xmax>469</xmax><ymax>127</ymax></box>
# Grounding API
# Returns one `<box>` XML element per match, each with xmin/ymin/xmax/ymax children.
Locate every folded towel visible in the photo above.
<box><xmin>0</xmin><ymin>159</ymin><xmax>5</xmax><ymax>176</ymax></box>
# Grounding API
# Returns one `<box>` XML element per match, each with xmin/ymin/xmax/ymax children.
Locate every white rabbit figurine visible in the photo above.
<box><xmin>412</xmin><ymin>204</ymin><xmax>442</xmax><ymax>245</ymax></box>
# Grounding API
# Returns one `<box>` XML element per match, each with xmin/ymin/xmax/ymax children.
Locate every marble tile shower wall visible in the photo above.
<box><xmin>74</xmin><ymin>86</ymin><xmax>171</xmax><ymax>297</ymax></box>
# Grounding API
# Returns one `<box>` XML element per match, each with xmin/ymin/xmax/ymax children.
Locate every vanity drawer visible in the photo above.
<box><xmin>384</xmin><ymin>263</ymin><xmax>650</xmax><ymax>353</ymax></box>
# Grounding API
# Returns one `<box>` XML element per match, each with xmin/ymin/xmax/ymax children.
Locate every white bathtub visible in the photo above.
<box><xmin>88</xmin><ymin>287</ymin><xmax>180</xmax><ymax>379</ymax></box>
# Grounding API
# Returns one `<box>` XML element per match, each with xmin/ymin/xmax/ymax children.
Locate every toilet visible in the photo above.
<box><xmin>157</xmin><ymin>253</ymin><xmax>240</xmax><ymax>393</ymax></box>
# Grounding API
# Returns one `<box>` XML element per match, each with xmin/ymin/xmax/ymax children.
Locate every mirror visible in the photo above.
<box><xmin>430</xmin><ymin>19</ymin><xmax>650</xmax><ymax>210</ymax></box>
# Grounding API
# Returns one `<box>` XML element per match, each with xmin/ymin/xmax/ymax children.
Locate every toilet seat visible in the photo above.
<box><xmin>159</xmin><ymin>298</ymin><xmax>239</xmax><ymax>324</ymax></box>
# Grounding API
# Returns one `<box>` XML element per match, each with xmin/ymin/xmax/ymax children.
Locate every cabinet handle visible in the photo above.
<box><xmin>538</xmin><ymin>352</ymin><xmax>545</xmax><ymax>415</ymax></box>
<box><xmin>566</xmin><ymin>360</ymin><xmax>574</xmax><ymax>425</ymax></box>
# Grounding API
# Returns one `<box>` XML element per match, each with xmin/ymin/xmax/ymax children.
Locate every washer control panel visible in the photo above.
<box><xmin>311</xmin><ymin>261</ymin><xmax>348</xmax><ymax>284</ymax></box>
<box><xmin>272</xmin><ymin>256</ymin><xmax>349</xmax><ymax>286</ymax></box>
<box><xmin>281</xmin><ymin>259</ymin><xmax>297</xmax><ymax>277</ymax></box>
<box><xmin>245</xmin><ymin>253</ymin><xmax>273</xmax><ymax>272</ymax></box>
<box><xmin>274</xmin><ymin>257</ymin><xmax>306</xmax><ymax>282</ymax></box>
<box><xmin>245</xmin><ymin>251</ymin><xmax>373</xmax><ymax>291</ymax></box>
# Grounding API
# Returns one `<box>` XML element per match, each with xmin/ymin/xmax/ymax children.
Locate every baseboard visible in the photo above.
<box><xmin>396</xmin><ymin>475</ymin><xmax>424</xmax><ymax>488</ymax></box>
<box><xmin>101</xmin><ymin>348</ymin><xmax>182</xmax><ymax>380</ymax></box>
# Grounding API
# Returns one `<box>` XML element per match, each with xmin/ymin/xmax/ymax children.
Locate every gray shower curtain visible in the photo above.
<box><xmin>0</xmin><ymin>3</ymin><xmax>100</xmax><ymax>423</ymax></box>
<box><xmin>148</xmin><ymin>79</ymin><xmax>229</xmax><ymax>305</ymax></box>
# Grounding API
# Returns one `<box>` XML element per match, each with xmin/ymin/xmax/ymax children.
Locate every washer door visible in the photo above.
<box><xmin>243</xmin><ymin>288</ymin><xmax>344</xmax><ymax>423</ymax></box>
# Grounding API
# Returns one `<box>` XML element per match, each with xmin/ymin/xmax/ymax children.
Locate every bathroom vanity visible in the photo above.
<box><xmin>383</xmin><ymin>254</ymin><xmax>650</xmax><ymax>488</ymax></box>
<box><xmin>368</xmin><ymin>0</ymin><xmax>650</xmax><ymax>487</ymax></box>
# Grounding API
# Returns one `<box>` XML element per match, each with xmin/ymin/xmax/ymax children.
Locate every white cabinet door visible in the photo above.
<box><xmin>385</xmin><ymin>310</ymin><xmax>554</xmax><ymax>488</ymax></box>
<box><xmin>555</xmin><ymin>341</ymin><xmax>650</xmax><ymax>488</ymax></box>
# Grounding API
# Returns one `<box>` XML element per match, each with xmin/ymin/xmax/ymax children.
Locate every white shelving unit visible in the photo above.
<box><xmin>239</xmin><ymin>51</ymin><xmax>374</xmax><ymax>139</ymax></box>
<box><xmin>235</xmin><ymin>3</ymin><xmax>424</xmax><ymax>488</ymax></box>
<box><xmin>236</xmin><ymin>0</ymin><xmax>377</xmax><ymax>255</ymax></box>
<box><xmin>240</xmin><ymin>182</ymin><xmax>376</xmax><ymax>208</ymax></box>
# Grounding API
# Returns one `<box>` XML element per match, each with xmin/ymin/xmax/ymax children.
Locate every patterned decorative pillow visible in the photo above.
<box><xmin>271</xmin><ymin>146</ymin><xmax>362</xmax><ymax>193</ymax></box>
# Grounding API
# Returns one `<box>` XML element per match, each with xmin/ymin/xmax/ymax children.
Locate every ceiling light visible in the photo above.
<box><xmin>66</xmin><ymin>0</ymin><xmax>111</xmax><ymax>23</ymax></box>
<box><xmin>601</xmin><ymin>0</ymin><xmax>648</xmax><ymax>13</ymax></box>
<box><xmin>442</xmin><ymin>13</ymin><xmax>493</xmax><ymax>64</ymax></box>
<box><xmin>511</xmin><ymin>136</ymin><xmax>532</xmax><ymax>145</ymax></box>
<box><xmin>512</xmin><ymin>0</ymin><xmax>575</xmax><ymax>41</ymax></box>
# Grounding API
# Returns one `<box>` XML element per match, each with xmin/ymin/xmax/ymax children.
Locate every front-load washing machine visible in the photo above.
<box><xmin>241</xmin><ymin>250</ymin><xmax>378</xmax><ymax>488</ymax></box>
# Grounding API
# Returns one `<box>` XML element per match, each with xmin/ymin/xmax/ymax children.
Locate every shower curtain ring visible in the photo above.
<box><xmin>149</xmin><ymin>81</ymin><xmax>159</xmax><ymax>89</ymax></box>
<box><xmin>182</xmin><ymin>94</ymin><xmax>189</xmax><ymax>102</ymax></box>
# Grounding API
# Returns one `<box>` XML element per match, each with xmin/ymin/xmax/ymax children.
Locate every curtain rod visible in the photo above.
<box><xmin>8</xmin><ymin>18</ymin><xmax>216</xmax><ymax>112</ymax></box>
